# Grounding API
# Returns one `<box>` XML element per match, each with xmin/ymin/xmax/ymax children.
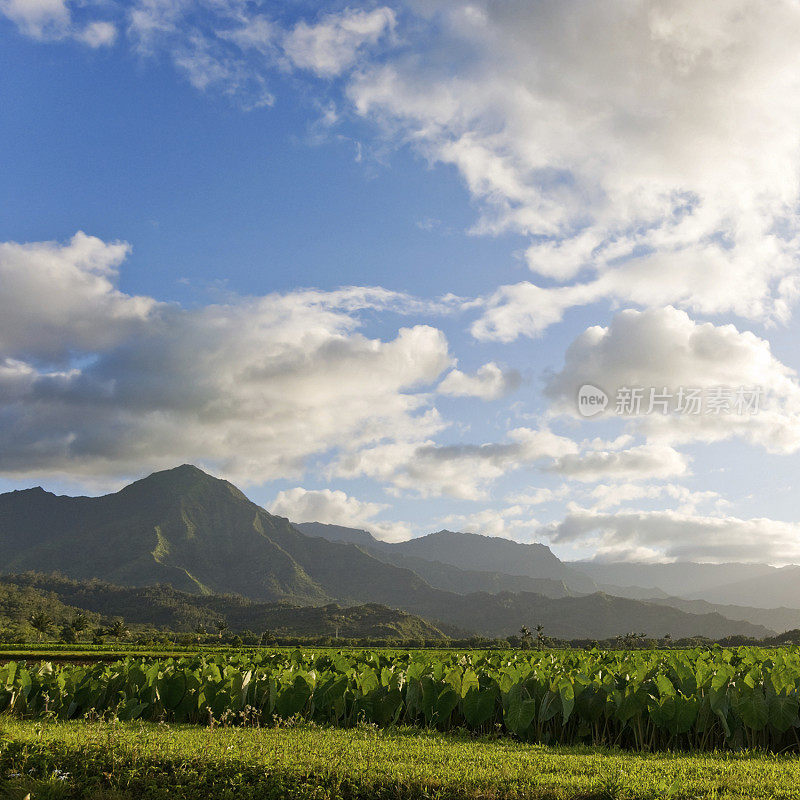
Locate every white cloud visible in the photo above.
<box><xmin>437</xmin><ymin>361</ymin><xmax>520</xmax><ymax>400</ymax></box>
<box><xmin>123</xmin><ymin>3</ymin><xmax>396</xmax><ymax>107</ymax></box>
<box><xmin>545</xmin><ymin>509</ymin><xmax>800</xmax><ymax>565</ymax></box>
<box><xmin>506</xmin><ymin>486</ymin><xmax>567</xmax><ymax>507</ymax></box>
<box><xmin>0</xmin><ymin>233</ymin><xmax>149</xmax><ymax>362</ymax></box>
<box><xmin>0</xmin><ymin>232</ymin><xmax>453</xmax><ymax>486</ymax></box>
<box><xmin>547</xmin><ymin>443</ymin><xmax>690</xmax><ymax>483</ymax></box>
<box><xmin>77</xmin><ymin>19</ymin><xmax>116</xmax><ymax>47</ymax></box>
<box><xmin>586</xmin><ymin>483</ymin><xmax>726</xmax><ymax>513</ymax></box>
<box><xmin>283</xmin><ymin>7</ymin><xmax>395</xmax><ymax>77</ymax></box>
<box><xmin>269</xmin><ymin>486</ymin><xmax>410</xmax><ymax>542</ymax></box>
<box><xmin>438</xmin><ymin>506</ymin><xmax>540</xmax><ymax>541</ymax></box>
<box><xmin>1</xmin><ymin>0</ymin><xmax>116</xmax><ymax>46</ymax></box>
<box><xmin>348</xmin><ymin>1</ymin><xmax>800</xmax><ymax>338</ymax></box>
<box><xmin>471</xmin><ymin>283</ymin><xmax>594</xmax><ymax>342</ymax></box>
<box><xmin>1</xmin><ymin>0</ymin><xmax>69</xmax><ymax>37</ymax></box>
<box><xmin>546</xmin><ymin>306</ymin><xmax>800</xmax><ymax>453</ymax></box>
<box><xmin>335</xmin><ymin>426</ymin><xmax>579</xmax><ymax>500</ymax></box>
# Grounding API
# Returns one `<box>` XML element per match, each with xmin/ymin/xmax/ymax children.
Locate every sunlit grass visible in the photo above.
<box><xmin>1</xmin><ymin>719</ymin><xmax>800</xmax><ymax>799</ymax></box>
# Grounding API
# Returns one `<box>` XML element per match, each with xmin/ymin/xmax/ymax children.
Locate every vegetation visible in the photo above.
<box><xmin>2</xmin><ymin>646</ymin><xmax>800</xmax><ymax>752</ymax></box>
<box><xmin>0</xmin><ymin>574</ymin><xmax>453</xmax><ymax>644</ymax></box>
<box><xmin>2</xmin><ymin>718</ymin><xmax>800</xmax><ymax>800</ymax></box>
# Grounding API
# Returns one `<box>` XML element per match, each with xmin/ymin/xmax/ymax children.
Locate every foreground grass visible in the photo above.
<box><xmin>1</xmin><ymin>720</ymin><xmax>799</xmax><ymax>800</ymax></box>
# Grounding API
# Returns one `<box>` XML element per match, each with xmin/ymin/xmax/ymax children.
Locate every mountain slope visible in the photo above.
<box><xmin>646</xmin><ymin>595</ymin><xmax>800</xmax><ymax>632</ymax></box>
<box><xmin>297</xmin><ymin>522</ymin><xmax>575</xmax><ymax>598</ymax></box>
<box><xmin>0</xmin><ymin>574</ymin><xmax>453</xmax><ymax>639</ymax></box>
<box><xmin>0</xmin><ymin>466</ymin><xmax>445</xmax><ymax>607</ymax></box>
<box><xmin>396</xmin><ymin>591</ymin><xmax>772</xmax><ymax>640</ymax></box>
<box><xmin>395</xmin><ymin>530</ymin><xmax>597</xmax><ymax>593</ymax></box>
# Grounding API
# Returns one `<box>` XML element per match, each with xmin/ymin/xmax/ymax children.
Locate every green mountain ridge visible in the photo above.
<box><xmin>0</xmin><ymin>466</ymin><xmax>441</xmax><ymax>607</ymax></box>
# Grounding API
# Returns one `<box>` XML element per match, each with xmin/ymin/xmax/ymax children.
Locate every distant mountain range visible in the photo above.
<box><xmin>568</xmin><ymin>560</ymin><xmax>778</xmax><ymax>599</ymax></box>
<box><xmin>0</xmin><ymin>465</ymin><xmax>788</xmax><ymax>639</ymax></box>
<box><xmin>297</xmin><ymin>522</ymin><xmax>590</xmax><ymax>597</ymax></box>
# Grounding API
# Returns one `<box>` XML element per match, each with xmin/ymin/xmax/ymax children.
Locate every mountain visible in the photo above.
<box><xmin>394</xmin><ymin>530</ymin><xmax>597</xmax><ymax>594</ymax></box>
<box><xmin>597</xmin><ymin>584</ymin><xmax>671</xmax><ymax>600</ymax></box>
<box><xmin>645</xmin><ymin>595</ymin><xmax>800</xmax><ymax>633</ymax></box>
<box><xmin>0</xmin><ymin>465</ymin><xmax>448</xmax><ymax>607</ymax></box>
<box><xmin>300</xmin><ymin>523</ymin><xmax>596</xmax><ymax>595</ymax></box>
<box><xmin>0</xmin><ymin>574</ymin><xmax>454</xmax><ymax>640</ymax></box>
<box><xmin>570</xmin><ymin>561</ymin><xmax>777</xmax><ymax>598</ymax></box>
<box><xmin>297</xmin><ymin>522</ymin><xmax>576</xmax><ymax>598</ymax></box>
<box><xmin>0</xmin><ymin>465</ymin><xmax>777</xmax><ymax>640</ymax></box>
<box><xmin>684</xmin><ymin>567</ymin><xmax>800</xmax><ymax>609</ymax></box>
<box><xmin>392</xmin><ymin>590</ymin><xmax>772</xmax><ymax>640</ymax></box>
<box><xmin>292</xmin><ymin>523</ymin><xmax>770</xmax><ymax>638</ymax></box>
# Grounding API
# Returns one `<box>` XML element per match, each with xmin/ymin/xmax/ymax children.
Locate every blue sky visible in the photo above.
<box><xmin>2</xmin><ymin>0</ymin><xmax>800</xmax><ymax>564</ymax></box>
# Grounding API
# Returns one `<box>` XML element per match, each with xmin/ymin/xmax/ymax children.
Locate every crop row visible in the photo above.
<box><xmin>2</xmin><ymin>647</ymin><xmax>800</xmax><ymax>751</ymax></box>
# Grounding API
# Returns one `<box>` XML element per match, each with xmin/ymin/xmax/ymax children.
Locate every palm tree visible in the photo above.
<box><xmin>59</xmin><ymin>623</ymin><xmax>78</xmax><ymax>644</ymax></box>
<box><xmin>535</xmin><ymin>624</ymin><xmax>546</xmax><ymax>650</ymax></box>
<box><xmin>107</xmin><ymin>618</ymin><xmax>129</xmax><ymax>640</ymax></box>
<box><xmin>194</xmin><ymin>624</ymin><xmax>207</xmax><ymax>643</ymax></box>
<box><xmin>260</xmin><ymin>629</ymin><xmax>276</xmax><ymax>646</ymax></box>
<box><xmin>70</xmin><ymin>614</ymin><xmax>89</xmax><ymax>639</ymax></box>
<box><xmin>330</xmin><ymin>612</ymin><xmax>345</xmax><ymax>640</ymax></box>
<box><xmin>519</xmin><ymin>625</ymin><xmax>532</xmax><ymax>649</ymax></box>
<box><xmin>215</xmin><ymin>619</ymin><xmax>228</xmax><ymax>640</ymax></box>
<box><xmin>29</xmin><ymin>610</ymin><xmax>53</xmax><ymax>642</ymax></box>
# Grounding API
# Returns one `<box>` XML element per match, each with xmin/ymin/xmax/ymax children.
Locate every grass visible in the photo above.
<box><xmin>0</xmin><ymin>719</ymin><xmax>800</xmax><ymax>799</ymax></box>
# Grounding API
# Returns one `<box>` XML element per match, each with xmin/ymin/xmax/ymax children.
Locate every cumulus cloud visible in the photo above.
<box><xmin>283</xmin><ymin>7</ymin><xmax>395</xmax><ymax>77</ymax></box>
<box><xmin>0</xmin><ymin>233</ymin><xmax>148</xmax><ymax>362</ymax></box>
<box><xmin>269</xmin><ymin>486</ymin><xmax>410</xmax><ymax>542</ymax></box>
<box><xmin>437</xmin><ymin>361</ymin><xmax>520</xmax><ymax>400</ymax></box>
<box><xmin>544</xmin><ymin>509</ymin><xmax>800</xmax><ymax>565</ymax></box>
<box><xmin>348</xmin><ymin>0</ymin><xmax>800</xmax><ymax>338</ymax></box>
<box><xmin>335</xmin><ymin>427</ymin><xmax>579</xmax><ymax>500</ymax></box>
<box><xmin>0</xmin><ymin>232</ymin><xmax>454</xmax><ymax>485</ymax></box>
<box><xmin>546</xmin><ymin>306</ymin><xmax>800</xmax><ymax>453</ymax></box>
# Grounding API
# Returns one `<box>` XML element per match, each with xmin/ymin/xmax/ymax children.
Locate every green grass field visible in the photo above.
<box><xmin>1</xmin><ymin>719</ymin><xmax>800</xmax><ymax>800</ymax></box>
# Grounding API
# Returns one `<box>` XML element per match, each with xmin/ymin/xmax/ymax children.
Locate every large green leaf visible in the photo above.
<box><xmin>462</xmin><ymin>688</ymin><xmax>495</xmax><ymax>727</ymax></box>
<box><xmin>504</xmin><ymin>688</ymin><xmax>536</xmax><ymax>736</ymax></box>
<box><xmin>735</xmin><ymin>687</ymin><xmax>769</xmax><ymax>731</ymax></box>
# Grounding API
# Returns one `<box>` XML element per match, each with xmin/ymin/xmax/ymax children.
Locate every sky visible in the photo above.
<box><xmin>2</xmin><ymin>0</ymin><xmax>800</xmax><ymax>564</ymax></box>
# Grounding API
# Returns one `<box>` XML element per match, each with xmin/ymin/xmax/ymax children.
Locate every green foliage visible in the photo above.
<box><xmin>1</xmin><ymin>646</ymin><xmax>800</xmax><ymax>751</ymax></box>
<box><xmin>0</xmin><ymin>574</ymin><xmax>452</xmax><ymax>643</ymax></box>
